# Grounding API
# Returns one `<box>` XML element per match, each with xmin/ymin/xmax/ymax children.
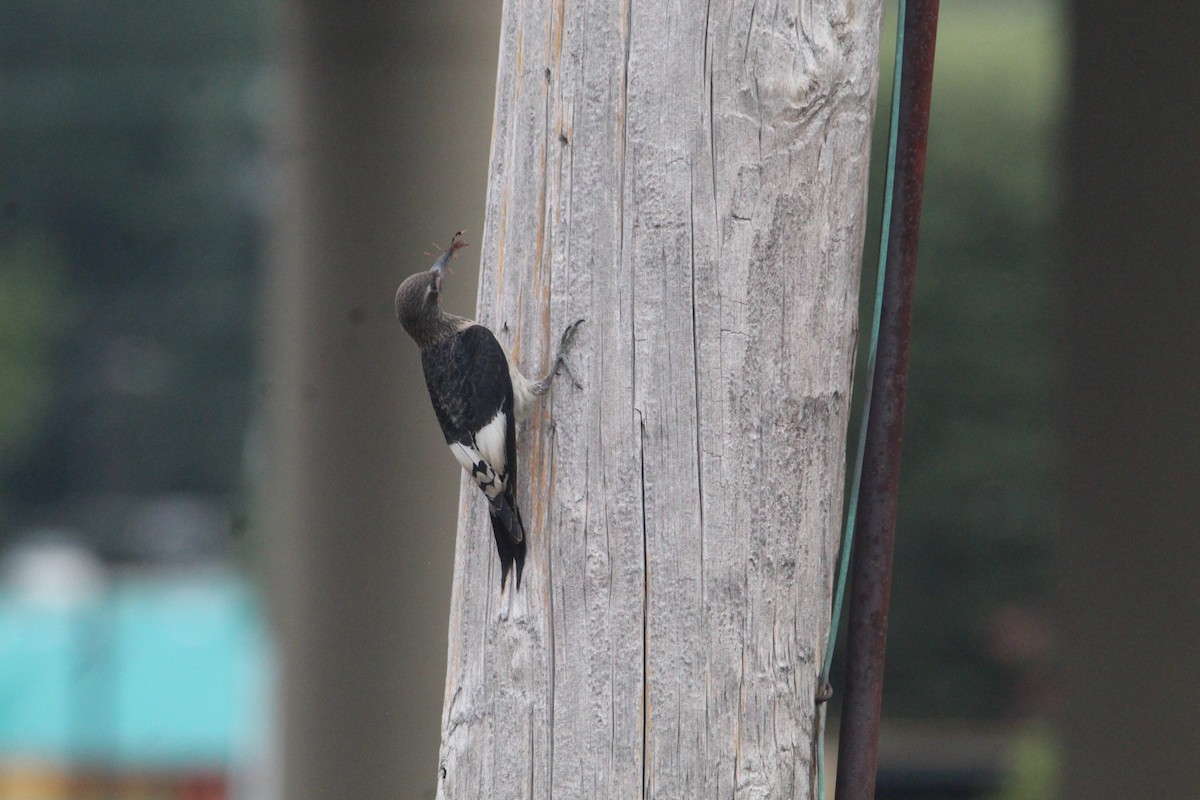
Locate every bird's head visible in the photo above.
<box><xmin>395</xmin><ymin>231</ymin><xmax>468</xmax><ymax>345</ymax></box>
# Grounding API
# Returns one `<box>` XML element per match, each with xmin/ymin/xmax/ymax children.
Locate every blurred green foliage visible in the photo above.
<box><xmin>0</xmin><ymin>235</ymin><xmax>71</xmax><ymax>469</ymax></box>
<box><xmin>993</xmin><ymin>724</ymin><xmax>1061</xmax><ymax>800</ymax></box>
<box><xmin>863</xmin><ymin>0</ymin><xmax>1064</xmax><ymax>720</ymax></box>
<box><xmin>0</xmin><ymin>1</ymin><xmax>264</xmax><ymax>524</ymax></box>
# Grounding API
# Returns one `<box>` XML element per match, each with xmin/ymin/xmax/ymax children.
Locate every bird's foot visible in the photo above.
<box><xmin>531</xmin><ymin>319</ymin><xmax>585</xmax><ymax>394</ymax></box>
<box><xmin>555</xmin><ymin>319</ymin><xmax>585</xmax><ymax>389</ymax></box>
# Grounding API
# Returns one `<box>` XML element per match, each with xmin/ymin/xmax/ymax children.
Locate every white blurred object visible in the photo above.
<box><xmin>3</xmin><ymin>531</ymin><xmax>106</xmax><ymax>606</ymax></box>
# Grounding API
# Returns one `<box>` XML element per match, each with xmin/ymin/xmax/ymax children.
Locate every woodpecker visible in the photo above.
<box><xmin>395</xmin><ymin>232</ymin><xmax>582</xmax><ymax>591</ymax></box>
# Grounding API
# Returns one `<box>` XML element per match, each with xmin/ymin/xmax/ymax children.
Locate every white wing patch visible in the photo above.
<box><xmin>448</xmin><ymin>409</ymin><xmax>509</xmax><ymax>501</ymax></box>
<box><xmin>474</xmin><ymin>411</ymin><xmax>508</xmax><ymax>477</ymax></box>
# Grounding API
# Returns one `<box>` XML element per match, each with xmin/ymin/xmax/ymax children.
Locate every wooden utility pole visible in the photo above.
<box><xmin>438</xmin><ymin>2</ymin><xmax>884</xmax><ymax>798</ymax></box>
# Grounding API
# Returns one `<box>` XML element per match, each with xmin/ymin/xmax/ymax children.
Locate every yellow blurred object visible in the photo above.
<box><xmin>0</xmin><ymin>763</ymin><xmax>228</xmax><ymax>800</ymax></box>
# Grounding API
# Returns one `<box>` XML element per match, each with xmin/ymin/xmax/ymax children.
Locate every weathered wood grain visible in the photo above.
<box><xmin>438</xmin><ymin>2</ymin><xmax>882</xmax><ymax>797</ymax></box>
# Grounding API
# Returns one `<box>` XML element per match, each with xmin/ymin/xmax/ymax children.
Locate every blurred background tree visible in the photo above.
<box><xmin>0</xmin><ymin>0</ymin><xmax>263</xmax><ymax>537</ymax></box>
<box><xmin>878</xmin><ymin>0</ymin><xmax>1061</xmax><ymax>722</ymax></box>
<box><xmin>0</xmin><ymin>234</ymin><xmax>71</xmax><ymax>476</ymax></box>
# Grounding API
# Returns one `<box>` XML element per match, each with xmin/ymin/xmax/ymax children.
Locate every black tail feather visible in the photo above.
<box><xmin>488</xmin><ymin>497</ymin><xmax>527</xmax><ymax>591</ymax></box>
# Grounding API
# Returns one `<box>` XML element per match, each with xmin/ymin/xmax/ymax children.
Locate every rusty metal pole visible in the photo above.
<box><xmin>834</xmin><ymin>2</ymin><xmax>939</xmax><ymax>798</ymax></box>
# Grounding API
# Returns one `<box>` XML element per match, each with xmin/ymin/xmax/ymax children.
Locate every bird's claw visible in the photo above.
<box><xmin>530</xmin><ymin>319</ymin><xmax>585</xmax><ymax>395</ymax></box>
<box><xmin>555</xmin><ymin>319</ymin><xmax>585</xmax><ymax>389</ymax></box>
<box><xmin>557</xmin><ymin>357</ymin><xmax>583</xmax><ymax>390</ymax></box>
<box><xmin>559</xmin><ymin>318</ymin><xmax>585</xmax><ymax>349</ymax></box>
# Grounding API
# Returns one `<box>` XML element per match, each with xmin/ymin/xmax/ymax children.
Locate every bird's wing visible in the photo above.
<box><xmin>422</xmin><ymin>324</ymin><xmax>516</xmax><ymax>499</ymax></box>
<box><xmin>447</xmin><ymin>418</ymin><xmax>506</xmax><ymax>501</ymax></box>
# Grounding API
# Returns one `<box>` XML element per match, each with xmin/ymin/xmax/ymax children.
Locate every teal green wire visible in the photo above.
<box><xmin>817</xmin><ymin>0</ymin><xmax>906</xmax><ymax>795</ymax></box>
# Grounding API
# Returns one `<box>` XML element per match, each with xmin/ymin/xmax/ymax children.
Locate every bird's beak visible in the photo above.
<box><xmin>430</xmin><ymin>250</ymin><xmax>451</xmax><ymax>278</ymax></box>
<box><xmin>430</xmin><ymin>231</ymin><xmax>468</xmax><ymax>278</ymax></box>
